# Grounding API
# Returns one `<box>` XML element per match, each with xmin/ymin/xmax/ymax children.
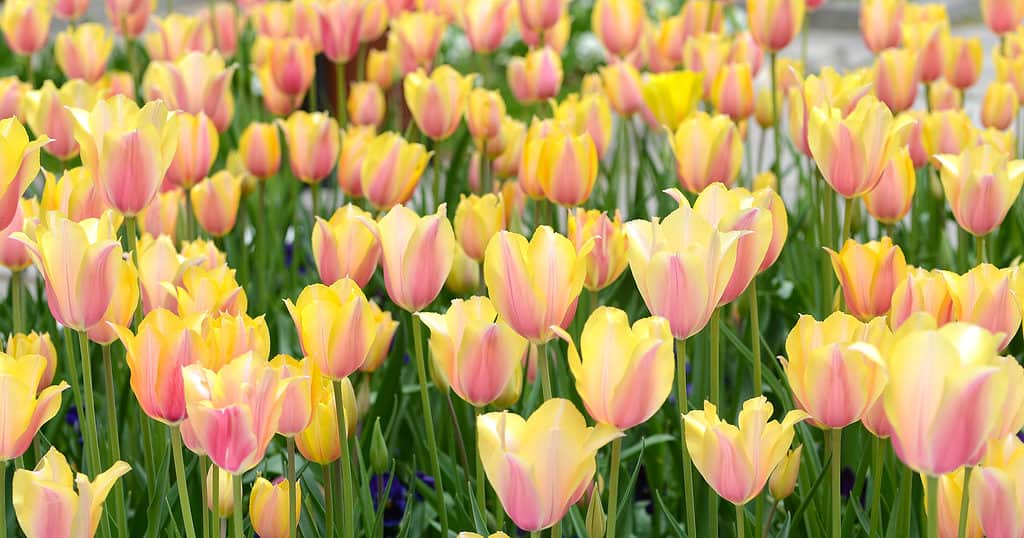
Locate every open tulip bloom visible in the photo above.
<box><xmin>5</xmin><ymin>3</ymin><xmax>1024</xmax><ymax>538</ymax></box>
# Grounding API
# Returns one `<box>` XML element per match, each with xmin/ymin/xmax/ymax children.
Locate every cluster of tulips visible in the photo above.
<box><xmin>2</xmin><ymin>0</ymin><xmax>1024</xmax><ymax>537</ymax></box>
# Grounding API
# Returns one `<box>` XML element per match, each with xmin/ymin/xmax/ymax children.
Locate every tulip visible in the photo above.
<box><xmin>181</xmin><ymin>238</ymin><xmax>226</xmax><ymax>269</ymax></box>
<box><xmin>466</xmin><ymin>88</ymin><xmax>506</xmax><ymax>143</ymax></box>
<box><xmin>669</xmin><ymin>112</ymin><xmax>743</xmax><ymax>193</ymax></box>
<box><xmin>0</xmin><ymin>118</ymin><xmax>48</xmax><ymax>231</ymax></box>
<box><xmin>320</xmin><ymin>0</ymin><xmax>364</xmax><ymax>63</ymax></box>
<box><xmin>12</xmin><ymin>448</ymin><xmax>130</xmax><ymax>537</ymax></box>
<box><xmin>684</xmin><ymin>396</ymin><xmax>808</xmax><ymax>505</ymax></box>
<box><xmin>205</xmin><ymin>464</ymin><xmax>234</xmax><ymax>518</ymax></box>
<box><xmin>105</xmin><ymin>0</ymin><xmax>153</xmax><ymax>37</ymax></box>
<box><xmin>888</xmin><ymin>268</ymin><xmax>954</xmax><ymax>329</ymax></box>
<box><xmin>754</xmin><ymin>171</ymin><xmax>778</xmax><ymax>191</ymax></box>
<box><xmin>54</xmin><ymin>0</ymin><xmax>90</xmax><ymax>21</ymax></box>
<box><xmin>478</xmin><ymin>398</ymin><xmax>621</xmax><ymax>531</ymax></box>
<box><xmin>238</xmin><ymin>122</ymin><xmax>282</xmax><ymax>180</ymax></box>
<box><xmin>623</xmin><ymin>198</ymin><xmax>743</xmax><ymax>339</ymax></box>
<box><xmin>54</xmin><ymin>23</ymin><xmax>114</xmax><ymax>83</ymax></box>
<box><xmin>454</xmin><ymin>193</ymin><xmax>504</xmax><ymax>262</ymax></box>
<box><xmin>641</xmin><ymin>70</ymin><xmax>703</xmax><ymax>129</ymax></box>
<box><xmin>970</xmin><ymin>435</ymin><xmax>1024</xmax><ymax>538</ymax></box>
<box><xmin>484</xmin><ymin>226</ymin><xmax>590</xmax><ymax>342</ymax></box>
<box><xmin>268</xmin><ymin>355</ymin><xmax>314</xmax><ymax>437</ymax></box>
<box><xmin>943</xmin><ymin>36</ymin><xmax>983</xmax><ymax>90</ymax></box>
<box><xmin>144</xmin><ymin>14</ymin><xmax>213</xmax><ymax>62</ymax></box>
<box><xmin>70</xmin><ymin>96</ymin><xmax>179</xmax><ymax>216</ymax></box>
<box><xmin>21</xmin><ymin>81</ymin><xmax>90</xmax><ymax>162</ymax></box>
<box><xmin>366</xmin><ymin>49</ymin><xmax>396</xmax><ymax>89</ymax></box>
<box><xmin>390</xmin><ymin>11</ymin><xmax>447</xmax><ymax>73</ymax></box>
<box><xmin>0</xmin><ymin>353</ymin><xmax>69</xmax><ymax>461</ymax></box>
<box><xmin>808</xmin><ymin>95</ymin><xmax>913</xmax><ymax>199</ymax></box>
<box><xmin>348</xmin><ymin>82</ymin><xmax>386</xmax><ymax>128</ymax></box>
<box><xmin>361</xmin><ymin>309</ymin><xmax>399</xmax><ymax>373</ymax></box>
<box><xmin>249</xmin><ymin>477</ymin><xmax>302</xmax><ymax>538</ymax></box>
<box><xmin>599</xmin><ymin>61</ymin><xmax>646</xmax><ymax>117</ymax></box>
<box><xmin>730</xmin><ymin>31</ymin><xmax>765</xmax><ymax>76</ymax></box>
<box><xmin>14</xmin><ymin>211</ymin><xmax>121</xmax><ymax>331</ymax></box>
<box><xmin>200</xmin><ymin>313</ymin><xmax>271</xmax><ymax>373</ymax></box>
<box><xmin>551</xmin><ymin>93</ymin><xmax>613</xmax><ymax>159</ymax></box>
<box><xmin>418</xmin><ymin>296</ymin><xmax>527</xmax><ymax>406</ymax></box>
<box><xmin>926</xmin><ymin>79</ymin><xmax>963</xmax><ymax>111</ymax></box>
<box><xmin>982</xmin><ymin>0</ymin><xmax>1024</xmax><ymax>34</ymax></box>
<box><xmin>863</xmin><ymin>148</ymin><xmax>916</xmax><ymax>224</ymax></box>
<box><xmin>826</xmin><ymin>237</ymin><xmax>908</xmax><ymax>320</ymax></box>
<box><xmin>5</xmin><ymin>332</ymin><xmax>57</xmax><ymax>394</ymax></box>
<box><xmin>682</xmin><ymin>32</ymin><xmax>730</xmax><ymax>97</ymax></box>
<box><xmin>786</xmin><ymin>67</ymin><xmax>872</xmax><ymax>156</ymax></box>
<box><xmin>139</xmin><ymin>189</ymin><xmax>182</xmax><ymax>241</ymax></box>
<box><xmin>591</xmin><ymin>0</ymin><xmax>644</xmax><ymax>57</ymax></box>
<box><xmin>508</xmin><ymin>47</ymin><xmax>563</xmax><ymax>104</ymax></box>
<box><xmin>361</xmin><ymin>132</ymin><xmax>430</xmax><ymax>209</ymax></box>
<box><xmin>170</xmin><ymin>263</ymin><xmax>248</xmax><ymax>317</ymax></box>
<box><xmin>981</xmin><ymin>81</ymin><xmax>1019</xmax><ymax>130</ymax></box>
<box><xmin>165</xmin><ymin>112</ymin><xmax>219</xmax><ymax>190</ymax></box>
<box><xmin>405</xmin><ymin>66</ymin><xmax>475</xmax><ymax>141</ymax></box>
<box><xmin>690</xmin><ymin>184</ymin><xmax>783</xmax><ymax>303</ymax></box>
<box><xmin>375</xmin><ymin>204</ymin><xmax>455</xmax><ymax>312</ymax></box>
<box><xmin>873</xmin><ymin>48</ymin><xmax>920</xmax><ymax>113</ymax></box>
<box><xmin>941</xmin><ymin>264</ymin><xmax>1022</xmax><ymax>350</ymax></box>
<box><xmin>142</xmin><ymin>52</ymin><xmax>236</xmax><ymax>132</ymax></box>
<box><xmin>517</xmin><ymin>0</ymin><xmax>566</xmax><ymax>35</ymax></box>
<box><xmin>296</xmin><ymin>371</ymin><xmax>356</xmax><ymax>464</ymax></box>
<box><xmin>312</xmin><ymin>204</ymin><xmax>381</xmax><ymax>287</ymax></box>
<box><xmin>568</xmin><ymin>209</ymin><xmax>629</xmax><ymax>291</ymax></box>
<box><xmin>712</xmin><ymin>63</ymin><xmax>754</xmax><ymax>120</ymax></box>
<box><xmin>137</xmin><ymin>235</ymin><xmax>184</xmax><ymax>313</ymax></box>
<box><xmin>87</xmin><ymin>255</ymin><xmax>139</xmax><ymax>345</ymax></box>
<box><xmin>1</xmin><ymin>0</ymin><xmax>51</xmax><ymax>56</ymax></box>
<box><xmin>267</xmin><ymin>36</ymin><xmax>316</xmax><ymax>98</ymax></box>
<box><xmin>337</xmin><ymin>125</ymin><xmax>376</xmax><ymax>199</ymax></box>
<box><xmin>256</xmin><ymin>62</ymin><xmax>305</xmax><ymax>116</ymax></box>
<box><xmin>747</xmin><ymin>0</ymin><xmax>805</xmax><ymax>52</ymax></box>
<box><xmin>529</xmin><ymin>128</ymin><xmax>598</xmax><ymax>207</ymax></box>
<box><xmin>279</xmin><ymin>111</ymin><xmax>341</xmax><ymax>184</ymax></box>
<box><xmin>901</xmin><ymin>19</ymin><xmax>948</xmax><ymax>84</ymax></box>
<box><xmin>182</xmin><ymin>352</ymin><xmax>295</xmax><ymax>474</ymax></box>
<box><xmin>553</xmin><ymin>307</ymin><xmax>673</xmax><ymax>430</ymax></box>
<box><xmin>769</xmin><ymin>446</ymin><xmax>802</xmax><ymax>500</ymax></box>
<box><xmin>994</xmin><ymin>49</ymin><xmax>1024</xmax><ymax>105</ymax></box>
<box><xmin>0</xmin><ymin>77</ymin><xmax>26</xmax><ymax>122</ymax></box>
<box><xmin>884</xmin><ymin>318</ymin><xmax>1010</xmax><ymax>474</ymax></box>
<box><xmin>782</xmin><ymin>313</ymin><xmax>890</xmax><ymax>428</ymax></box>
<box><xmin>921</xmin><ymin>109</ymin><xmax>974</xmax><ymax>159</ymax></box>
<box><xmin>934</xmin><ymin>144</ymin><xmax>1024</xmax><ymax>237</ymax></box>
<box><xmin>40</xmin><ymin>167</ymin><xmax>108</xmax><ymax>223</ymax></box>
<box><xmin>859</xmin><ymin>0</ymin><xmax>904</xmax><ymax>53</ymax></box>
<box><xmin>463</xmin><ymin>0</ymin><xmax>511</xmax><ymax>54</ymax></box>
<box><xmin>445</xmin><ymin>244</ymin><xmax>481</xmax><ymax>295</ymax></box>
<box><xmin>199</xmin><ymin>3</ymin><xmax>241</xmax><ymax>57</ymax></box>
<box><xmin>284</xmin><ymin>278</ymin><xmax>389</xmax><ymax>376</ymax></box>
<box><xmin>190</xmin><ymin>171</ymin><xmax>242</xmax><ymax>237</ymax></box>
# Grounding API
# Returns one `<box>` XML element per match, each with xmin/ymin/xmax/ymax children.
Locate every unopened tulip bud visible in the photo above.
<box><xmin>366</xmin><ymin>49</ymin><xmax>396</xmax><ymax>90</ymax></box>
<box><xmin>279</xmin><ymin>111</ymin><xmax>341</xmax><ymax>184</ymax></box>
<box><xmin>55</xmin><ymin>23</ymin><xmax>114</xmax><ymax>83</ymax></box>
<box><xmin>361</xmin><ymin>132</ymin><xmax>430</xmax><ymax>210</ymax></box>
<box><xmin>863</xmin><ymin>148</ymin><xmax>915</xmax><ymax>224</ymax></box>
<box><xmin>165</xmin><ymin>112</ymin><xmax>219</xmax><ymax>190</ymax></box>
<box><xmin>405</xmin><ymin>66</ymin><xmax>475</xmax><ymax>141</ymax></box>
<box><xmin>250</xmin><ymin>477</ymin><xmax>301</xmax><ymax>538</ymax></box>
<box><xmin>981</xmin><ymin>81</ymin><xmax>1018</xmax><ymax>130</ymax></box>
<box><xmin>585</xmin><ymin>488</ymin><xmax>605</xmax><ymax>538</ymax></box>
<box><xmin>669</xmin><ymin>112</ymin><xmax>742</xmax><ymax>193</ymax></box>
<box><xmin>769</xmin><ymin>445</ymin><xmax>802</xmax><ymax>500</ymax></box>
<box><xmin>370</xmin><ymin>418</ymin><xmax>389</xmax><ymax>474</ymax></box>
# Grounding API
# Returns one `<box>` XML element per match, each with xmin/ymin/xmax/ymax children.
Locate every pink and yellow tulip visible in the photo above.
<box><xmin>826</xmin><ymin>237</ymin><xmax>909</xmax><ymax>320</ymax></box>
<box><xmin>312</xmin><ymin>204</ymin><xmax>381</xmax><ymax>287</ymax></box>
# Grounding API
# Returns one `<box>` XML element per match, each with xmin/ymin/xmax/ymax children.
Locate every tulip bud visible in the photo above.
<box><xmin>206</xmin><ymin>465</ymin><xmax>234</xmax><ymax>518</ymax></box>
<box><xmin>454</xmin><ymin>193</ymin><xmax>504</xmax><ymax>261</ymax></box>
<box><xmin>190</xmin><ymin>171</ymin><xmax>242</xmax><ymax>237</ymax></box>
<box><xmin>754</xmin><ymin>171</ymin><xmax>778</xmax><ymax>191</ymax></box>
<box><xmin>748</xmin><ymin>0</ymin><xmax>804</xmax><ymax>51</ymax></box>
<box><xmin>238</xmin><ymin>122</ymin><xmax>281</xmax><ymax>180</ymax></box>
<box><xmin>463</xmin><ymin>0</ymin><xmax>512</xmax><ymax>54</ymax></box>
<box><xmin>942</xmin><ymin>264</ymin><xmax>1022</xmax><ymax>350</ymax></box>
<box><xmin>165</xmin><ymin>112</ymin><xmax>219</xmax><ymax>190</ymax></box>
<box><xmin>405</xmin><ymin>66</ymin><xmax>476</xmax><ymax>141</ymax></box>
<box><xmin>54</xmin><ymin>0</ymin><xmax>89</xmax><ymax>21</ymax></box>
<box><xmin>366</xmin><ymin>49</ymin><xmax>396</xmax><ymax>90</ymax></box>
<box><xmin>769</xmin><ymin>445</ymin><xmax>802</xmax><ymax>500</ymax></box>
<box><xmin>585</xmin><ymin>487</ymin><xmax>605</xmax><ymax>538</ymax></box>
<box><xmin>359</xmin><ymin>0</ymin><xmax>390</xmax><ymax>43</ymax></box>
<box><xmin>279</xmin><ymin>111</ymin><xmax>341</xmax><ymax>184</ymax></box>
<box><xmin>981</xmin><ymin>81</ymin><xmax>1019</xmax><ymax>131</ymax></box>
<box><xmin>934</xmin><ymin>144</ymin><xmax>1024</xmax><ymax>237</ymax></box>
<box><xmin>377</xmin><ymin>204</ymin><xmax>455</xmax><ymax>312</ymax></box>
<box><xmin>320</xmin><ymin>0</ymin><xmax>364</xmax><ymax>63</ymax></box>
<box><xmin>361</xmin><ymin>132</ymin><xmax>430</xmax><ymax>210</ymax></box>
<box><xmin>250</xmin><ymin>478</ymin><xmax>301</xmax><ymax>538</ymax></box>
<box><xmin>713</xmin><ymin>63</ymin><xmax>755</xmax><ymax>120</ymax></box>
<box><xmin>826</xmin><ymin>237</ymin><xmax>908</xmax><ymax>320</ymax></box>
<box><xmin>466</xmin><ymin>88</ymin><xmax>506</xmax><ymax>143</ymax></box>
<box><xmin>369</xmin><ymin>418</ymin><xmax>389</xmax><ymax>474</ymax></box>
<box><xmin>568</xmin><ymin>208</ymin><xmax>629</xmax><ymax>291</ymax></box>
<box><xmin>1</xmin><ymin>0</ymin><xmax>51</xmax><ymax>56</ymax></box>
<box><xmin>592</xmin><ymin>0</ymin><xmax>644</xmax><ymax>58</ymax></box>
<box><xmin>106</xmin><ymin>0</ymin><xmax>153</xmax><ymax>37</ymax></box>
<box><xmin>873</xmin><ymin>48</ymin><xmax>920</xmax><ymax>114</ymax></box>
<box><xmin>669</xmin><ymin>112</ymin><xmax>742</xmax><ymax>193</ymax></box>
<box><xmin>755</xmin><ymin>87</ymin><xmax>778</xmax><ymax>128</ymax></box>
<box><xmin>508</xmin><ymin>47</ymin><xmax>563</xmax><ymax>104</ymax></box>
<box><xmin>902</xmin><ymin>20</ymin><xmax>947</xmax><ymax>84</ymax></box>
<box><xmin>599</xmin><ymin>61</ymin><xmax>645</xmax><ymax>117</ymax></box>
<box><xmin>863</xmin><ymin>148</ymin><xmax>915</xmax><ymax>224</ymax></box>
<box><xmin>942</xmin><ymin>35</ymin><xmax>983</xmax><ymax>90</ymax></box>
<box><xmin>981</xmin><ymin>0</ymin><xmax>1024</xmax><ymax>35</ymax></box>
<box><xmin>55</xmin><ymin>23</ymin><xmax>115</xmax><ymax>83</ymax></box>
<box><xmin>348</xmin><ymin>82</ymin><xmax>386</xmax><ymax>128</ymax></box>
<box><xmin>535</xmin><ymin>128</ymin><xmax>599</xmax><ymax>207</ymax></box>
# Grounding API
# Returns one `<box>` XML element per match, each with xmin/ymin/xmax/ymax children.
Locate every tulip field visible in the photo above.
<box><xmin>4</xmin><ymin>0</ymin><xmax>1024</xmax><ymax>536</ymax></box>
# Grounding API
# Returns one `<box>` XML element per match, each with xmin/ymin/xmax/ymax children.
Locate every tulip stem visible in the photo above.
<box><xmin>124</xmin><ymin>216</ymin><xmax>142</xmax><ymax>327</ymax></box>
<box><xmin>410</xmin><ymin>314</ymin><xmax>449</xmax><ymax>537</ymax></box>
<box><xmin>675</xmin><ymin>338</ymin><xmax>698</xmax><ymax>538</ymax></box>
<box><xmin>287</xmin><ymin>437</ymin><xmax>298</xmax><ymax>538</ymax></box>
<box><xmin>709</xmin><ymin>307</ymin><xmax>720</xmax><ymax>405</ymax></box>
<box><xmin>312</xmin><ymin>182</ymin><xmax>321</xmax><ymax>220</ymax></box>
<box><xmin>10</xmin><ymin>270</ymin><xmax>24</xmax><ymax>333</ymax></box>
<box><xmin>956</xmin><ymin>466</ymin><xmax>973</xmax><ymax>538</ymax></box>
<box><xmin>840</xmin><ymin>197</ymin><xmax>854</xmax><ymax>246</ymax></box>
<box><xmin>171</xmin><ymin>425</ymin><xmax>199</xmax><ymax>538</ymax></box>
<box><xmin>769</xmin><ymin>51</ymin><xmax>781</xmax><ymax>178</ymax></box>
<box><xmin>200</xmin><ymin>457</ymin><xmax>210</xmax><ymax>538</ymax></box>
<box><xmin>102</xmin><ymin>345</ymin><xmax>129</xmax><ymax>538</ymax></box>
<box><xmin>77</xmin><ymin>332</ymin><xmax>111</xmax><ymax>538</ymax></box>
<box><xmin>333</xmin><ymin>380</ymin><xmax>355</xmax><ymax>538</ymax></box>
<box><xmin>537</xmin><ymin>342</ymin><xmax>552</xmax><ymax>400</ymax></box>
<box><xmin>749</xmin><ymin>279</ymin><xmax>761</xmax><ymax>396</ymax></box>
<box><xmin>736</xmin><ymin>503</ymin><xmax>746</xmax><ymax>538</ymax></box>
<box><xmin>831</xmin><ymin>428</ymin><xmax>842</xmax><ymax>538</ymax></box>
<box><xmin>212</xmin><ymin>465</ymin><xmax>221</xmax><ymax>538</ymax></box>
<box><xmin>432</xmin><ymin>146</ymin><xmax>443</xmax><ymax>210</ymax></box>
<box><xmin>474</xmin><ymin>407</ymin><xmax>487</xmax><ymax>519</ymax></box>
<box><xmin>869</xmin><ymin>436</ymin><xmax>884</xmax><ymax>538</ymax></box>
<box><xmin>233</xmin><ymin>473</ymin><xmax>243</xmax><ymax>538</ymax></box>
<box><xmin>0</xmin><ymin>460</ymin><xmax>6</xmax><ymax>538</ymax></box>
<box><xmin>606</xmin><ymin>438</ymin><xmax>622</xmax><ymax>538</ymax></box>
<box><xmin>323</xmin><ymin>463</ymin><xmax>335</xmax><ymax>537</ymax></box>
<box><xmin>926</xmin><ymin>476</ymin><xmax>939</xmax><ymax>538</ymax></box>
<box><xmin>336</xmin><ymin>62</ymin><xmax>348</xmax><ymax>124</ymax></box>
<box><xmin>975</xmin><ymin>234</ymin><xmax>987</xmax><ymax>264</ymax></box>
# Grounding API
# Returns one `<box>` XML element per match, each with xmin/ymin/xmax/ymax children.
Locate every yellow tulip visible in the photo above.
<box><xmin>200</xmin><ymin>313</ymin><xmax>271</xmax><ymax>371</ymax></box>
<box><xmin>0</xmin><ymin>352</ymin><xmax>69</xmax><ymax>460</ymax></box>
<box><xmin>169</xmin><ymin>263</ymin><xmax>248</xmax><ymax>318</ymax></box>
<box><xmin>769</xmin><ymin>445</ymin><xmax>803</xmax><ymax>500</ymax></box>
<box><xmin>250</xmin><ymin>477</ymin><xmax>302</xmax><ymax>538</ymax></box>
<box><xmin>0</xmin><ymin>118</ymin><xmax>49</xmax><ymax>230</ymax></box>
<box><xmin>296</xmin><ymin>369</ymin><xmax>356</xmax><ymax>464</ymax></box>
<box><xmin>454</xmin><ymin>193</ymin><xmax>505</xmax><ymax>262</ymax></box>
<box><xmin>641</xmin><ymin>70</ymin><xmax>703</xmax><ymax>129</ymax></box>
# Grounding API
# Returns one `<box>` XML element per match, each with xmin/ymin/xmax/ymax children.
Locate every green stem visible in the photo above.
<box><xmin>212</xmin><ymin>464</ymin><xmax>221</xmax><ymax>538</ymax></box>
<box><xmin>124</xmin><ymin>216</ymin><xmax>141</xmax><ymax>327</ymax></box>
<box><xmin>11</xmin><ymin>270</ymin><xmax>24</xmax><ymax>333</ymax></box>
<box><xmin>770</xmin><ymin>52</ymin><xmax>781</xmax><ymax>178</ymax></box>
<box><xmin>606</xmin><ymin>438</ymin><xmax>622</xmax><ymax>538</ymax></box>
<box><xmin>749</xmin><ymin>279</ymin><xmax>761</xmax><ymax>396</ymax></box>
<box><xmin>184</xmin><ymin>188</ymin><xmax>195</xmax><ymax>243</ymax></box>
<box><xmin>975</xmin><ymin>234</ymin><xmax>987</xmax><ymax>264</ymax></box>
<box><xmin>709</xmin><ymin>307</ymin><xmax>721</xmax><ymax>405</ymax></box>
<box><xmin>474</xmin><ymin>407</ymin><xmax>486</xmax><ymax>519</ymax></box>
<box><xmin>538</xmin><ymin>342</ymin><xmax>552</xmax><ymax>400</ymax></box>
<box><xmin>200</xmin><ymin>456</ymin><xmax>210</xmax><ymax>538</ymax></box>
<box><xmin>323</xmin><ymin>464</ymin><xmax>335</xmax><ymax>538</ymax></box>
<box><xmin>675</xmin><ymin>339</ymin><xmax>698</xmax><ymax>538</ymax></box>
<box><xmin>171</xmin><ymin>426</ymin><xmax>199</xmax><ymax>538</ymax></box>
<box><xmin>840</xmin><ymin>196</ymin><xmax>854</xmax><ymax>246</ymax></box>
<box><xmin>432</xmin><ymin>145</ymin><xmax>443</xmax><ymax>209</ymax></box>
<box><xmin>551</xmin><ymin>522</ymin><xmax>562</xmax><ymax>538</ymax></box>
<box><xmin>927</xmin><ymin>476</ymin><xmax>939</xmax><ymax>538</ymax></box>
<box><xmin>737</xmin><ymin>503</ymin><xmax>746</xmax><ymax>538</ymax></box>
<box><xmin>0</xmin><ymin>460</ymin><xmax>7</xmax><ymax>538</ymax></box>
<box><xmin>410</xmin><ymin>314</ymin><xmax>449</xmax><ymax>536</ymax></box>
<box><xmin>287</xmin><ymin>437</ymin><xmax>298</xmax><ymax>538</ymax></box>
<box><xmin>957</xmin><ymin>466</ymin><xmax>973</xmax><ymax>538</ymax></box>
<box><xmin>335</xmin><ymin>62</ymin><xmax>347</xmax><ymax>123</ymax></box>
<box><xmin>333</xmin><ymin>380</ymin><xmax>355</xmax><ymax>538</ymax></box>
<box><xmin>899</xmin><ymin>464</ymin><xmax>913</xmax><ymax>538</ymax></box>
<box><xmin>831</xmin><ymin>429</ymin><xmax>842</xmax><ymax>538</ymax></box>
<box><xmin>311</xmin><ymin>182</ymin><xmax>320</xmax><ymax>221</ymax></box>
<box><xmin>24</xmin><ymin>54</ymin><xmax>33</xmax><ymax>87</ymax></box>
<box><xmin>102</xmin><ymin>345</ymin><xmax>128</xmax><ymax>538</ymax></box>
<box><xmin>233</xmin><ymin>473</ymin><xmax>243</xmax><ymax>538</ymax></box>
<box><xmin>76</xmin><ymin>332</ymin><xmax>107</xmax><ymax>538</ymax></box>
<box><xmin>868</xmin><ymin>437</ymin><xmax>884</xmax><ymax>538</ymax></box>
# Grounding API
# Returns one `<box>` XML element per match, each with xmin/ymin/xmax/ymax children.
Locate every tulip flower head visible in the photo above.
<box><xmin>12</xmin><ymin>448</ymin><xmax>131</xmax><ymax>537</ymax></box>
<box><xmin>106</xmin><ymin>0</ymin><xmax>153</xmax><ymax>37</ymax></box>
<box><xmin>769</xmin><ymin>445</ymin><xmax>803</xmax><ymax>500</ymax></box>
<box><xmin>454</xmin><ymin>193</ymin><xmax>505</xmax><ymax>262</ymax></box>
<box><xmin>873</xmin><ymin>48</ymin><xmax>920</xmax><ymax>113</ymax></box>
<box><xmin>360</xmin><ymin>132</ymin><xmax>430</xmax><ymax>210</ymax></box>
<box><xmin>165</xmin><ymin>112</ymin><xmax>219</xmax><ymax>190</ymax></box>
<box><xmin>747</xmin><ymin>0</ymin><xmax>805</xmax><ymax>52</ymax></box>
<box><xmin>669</xmin><ymin>112</ymin><xmax>742</xmax><ymax>193</ymax></box>
<box><xmin>0</xmin><ymin>118</ymin><xmax>49</xmax><ymax>231</ymax></box>
<box><xmin>591</xmin><ymin>0</ymin><xmax>645</xmax><ymax>58</ymax></box>
<box><xmin>683</xmin><ymin>396</ymin><xmax>808</xmax><ymax>505</ymax></box>
<box><xmin>934</xmin><ymin>144</ymin><xmax>1024</xmax><ymax>237</ymax></box>
<box><xmin>863</xmin><ymin>148</ymin><xmax>916</xmax><ymax>224</ymax></box>
<box><xmin>942</xmin><ymin>35</ymin><xmax>983</xmax><ymax>90</ymax></box>
<box><xmin>375</xmin><ymin>204</ymin><xmax>455</xmax><ymax>312</ymax></box>
<box><xmin>312</xmin><ymin>204</ymin><xmax>382</xmax><ymax>287</ymax></box>
<box><xmin>826</xmin><ymin>237</ymin><xmax>909</xmax><ymax>320</ymax></box>
<box><xmin>238</xmin><ymin>121</ymin><xmax>282</xmax><ymax>180</ymax></box>
<box><xmin>1</xmin><ymin>0</ymin><xmax>51</xmax><ymax>56</ymax></box>
<box><xmin>320</xmin><ymin>0</ymin><xmax>364</xmax><ymax>63</ymax></box>
<box><xmin>568</xmin><ymin>208</ymin><xmax>629</xmax><ymax>291</ymax></box>
<box><xmin>348</xmin><ymin>82</ymin><xmax>386</xmax><ymax>128</ymax></box>
<box><xmin>296</xmin><ymin>370</ymin><xmax>356</xmax><ymax>464</ymax></box>
<box><xmin>142</xmin><ymin>51</ymin><xmax>236</xmax><ymax>132</ymax></box>
<box><xmin>641</xmin><ymin>70</ymin><xmax>703</xmax><ymax>129</ymax></box>
<box><xmin>0</xmin><ymin>352</ymin><xmax>69</xmax><ymax>461</ymax></box>
<box><xmin>250</xmin><ymin>477</ymin><xmax>302</xmax><ymax>538</ymax></box>
<box><xmin>404</xmin><ymin>65</ymin><xmax>476</xmax><ymax>141</ymax></box>
<box><xmin>462</xmin><ymin>0</ymin><xmax>512</xmax><ymax>54</ymax></box>
<box><xmin>279</xmin><ymin>111</ymin><xmax>341</xmax><ymax>184</ymax></box>
<box><xmin>478</xmin><ymin>398</ymin><xmax>621</xmax><ymax>531</ymax></box>
<box><xmin>969</xmin><ymin>434</ymin><xmax>1024</xmax><ymax>538</ymax></box>
<box><xmin>859</xmin><ymin>0</ymin><xmax>904</xmax><ymax>53</ymax></box>
<box><xmin>508</xmin><ymin>47</ymin><xmax>564</xmax><ymax>104</ymax></box>
<box><xmin>191</xmin><ymin>171</ymin><xmax>243</xmax><ymax>237</ymax></box>
<box><xmin>390</xmin><ymin>11</ymin><xmax>447</xmax><ymax>73</ymax></box>
<box><xmin>941</xmin><ymin>264</ymin><xmax>1023</xmax><ymax>351</ymax></box>
<box><xmin>55</xmin><ymin>23</ymin><xmax>115</xmax><ymax>83</ymax></box>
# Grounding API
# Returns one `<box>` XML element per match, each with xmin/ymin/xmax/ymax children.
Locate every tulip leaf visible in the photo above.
<box><xmin>653</xmin><ymin>490</ymin><xmax>686</xmax><ymax>538</ymax></box>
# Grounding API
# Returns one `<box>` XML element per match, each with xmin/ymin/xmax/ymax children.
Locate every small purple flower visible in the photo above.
<box><xmin>369</xmin><ymin>473</ymin><xmax>408</xmax><ymax>529</ymax></box>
